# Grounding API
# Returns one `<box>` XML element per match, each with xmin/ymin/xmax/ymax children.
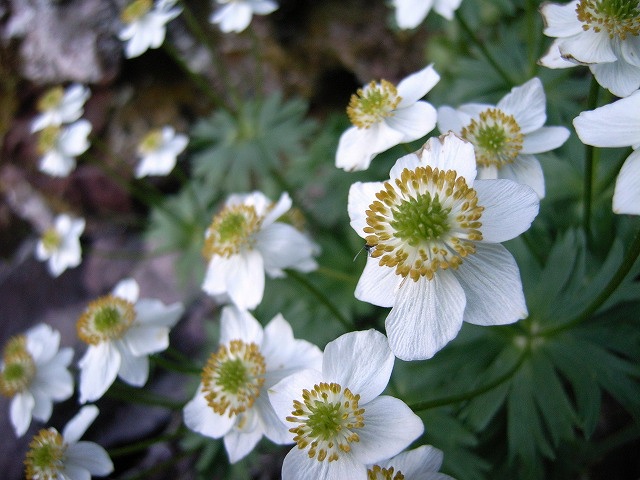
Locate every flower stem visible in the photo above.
<box><xmin>108</xmin><ymin>427</ymin><xmax>187</xmax><ymax>458</ymax></box>
<box><xmin>455</xmin><ymin>10</ymin><xmax>516</xmax><ymax>87</ymax></box>
<box><xmin>583</xmin><ymin>76</ymin><xmax>600</xmax><ymax>244</ymax></box>
<box><xmin>285</xmin><ymin>269</ymin><xmax>353</xmax><ymax>331</ymax></box>
<box><xmin>151</xmin><ymin>353</ymin><xmax>201</xmax><ymax>376</ymax></box>
<box><xmin>106</xmin><ymin>381</ymin><xmax>187</xmax><ymax>410</ymax></box>
<box><xmin>541</xmin><ymin>224</ymin><xmax>640</xmax><ymax>337</ymax></box>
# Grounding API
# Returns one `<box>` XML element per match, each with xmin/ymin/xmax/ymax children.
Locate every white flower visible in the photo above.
<box><xmin>35</xmin><ymin>214</ymin><xmax>85</xmax><ymax>277</ymax></box>
<box><xmin>391</xmin><ymin>0</ymin><xmax>463</xmax><ymax>29</ymax></box>
<box><xmin>201</xmin><ymin>191</ymin><xmax>319</xmax><ymax>310</ymax></box>
<box><xmin>336</xmin><ymin>65</ymin><xmax>440</xmax><ymax>172</ymax></box>
<box><xmin>573</xmin><ymin>89</ymin><xmax>640</xmax><ymax>215</ymax></box>
<box><xmin>539</xmin><ymin>1</ymin><xmax>640</xmax><ymax>97</ymax></box>
<box><xmin>24</xmin><ymin>405</ymin><xmax>113</xmax><ymax>480</ymax></box>
<box><xmin>77</xmin><ymin>278</ymin><xmax>184</xmax><ymax>403</ymax></box>
<box><xmin>135</xmin><ymin>126</ymin><xmax>188</xmax><ymax>178</ymax></box>
<box><xmin>0</xmin><ymin>324</ymin><xmax>74</xmax><ymax>437</ymax></box>
<box><xmin>37</xmin><ymin>120</ymin><xmax>92</xmax><ymax>177</ymax></box>
<box><xmin>210</xmin><ymin>0</ymin><xmax>278</xmax><ymax>33</ymax></box>
<box><xmin>437</xmin><ymin>77</ymin><xmax>570</xmax><ymax>198</ymax></box>
<box><xmin>31</xmin><ymin>84</ymin><xmax>91</xmax><ymax>133</ymax></box>
<box><xmin>119</xmin><ymin>0</ymin><xmax>182</xmax><ymax>58</ymax></box>
<box><xmin>268</xmin><ymin>329</ymin><xmax>424</xmax><ymax>480</ymax></box>
<box><xmin>368</xmin><ymin>445</ymin><xmax>454</xmax><ymax>480</ymax></box>
<box><xmin>348</xmin><ymin>133</ymin><xmax>540</xmax><ymax>360</ymax></box>
<box><xmin>183</xmin><ymin>306</ymin><xmax>322</xmax><ymax>463</ymax></box>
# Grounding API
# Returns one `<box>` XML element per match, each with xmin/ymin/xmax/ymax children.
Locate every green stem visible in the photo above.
<box><xmin>583</xmin><ymin>76</ymin><xmax>600</xmax><ymax>243</ymax></box>
<box><xmin>108</xmin><ymin>427</ymin><xmax>186</xmax><ymax>458</ymax></box>
<box><xmin>410</xmin><ymin>349</ymin><xmax>528</xmax><ymax>411</ymax></box>
<box><xmin>106</xmin><ymin>381</ymin><xmax>186</xmax><ymax>410</ymax></box>
<box><xmin>286</xmin><ymin>269</ymin><xmax>353</xmax><ymax>331</ymax></box>
<box><xmin>541</xmin><ymin>224</ymin><xmax>640</xmax><ymax>337</ymax></box>
<box><xmin>151</xmin><ymin>353</ymin><xmax>201</xmax><ymax>375</ymax></box>
<box><xmin>455</xmin><ymin>10</ymin><xmax>516</xmax><ymax>87</ymax></box>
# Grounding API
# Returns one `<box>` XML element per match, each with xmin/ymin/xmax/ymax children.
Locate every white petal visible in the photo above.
<box><xmin>26</xmin><ymin>323</ymin><xmax>59</xmax><ymax>360</ymax></box>
<box><xmin>385</xmin><ymin>102</ymin><xmax>437</xmax><ymax>143</ymax></box>
<box><xmin>268</xmin><ymin>369</ymin><xmax>323</xmax><ymax>429</ymax></box>
<box><xmin>394</xmin><ymin>0</ymin><xmax>434</xmax><ymax>29</ymax></box>
<box><xmin>590</xmin><ymin>58</ymin><xmax>640</xmax><ymax>97</ymax></box>
<box><xmin>436</xmin><ymin>106</ymin><xmax>467</xmax><ymax>135</ymax></box>
<box><xmin>379</xmin><ymin>445</ymin><xmax>449</xmax><ymax>477</ymax></box>
<box><xmin>355</xmin><ymin>258</ymin><xmax>402</xmax><ymax>308</ymax></box>
<box><xmin>385</xmin><ymin>271</ymin><xmax>466</xmax><ymax>361</ymax></box>
<box><xmin>348</xmin><ymin>181</ymin><xmax>386</xmax><ymax>237</ymax></box>
<box><xmin>455</xmin><ymin>243</ymin><xmax>528</xmax><ymax>325</ymax></box>
<box><xmin>253</xmin><ymin>392</ymin><xmax>292</xmax><ymax>444</ymax></box>
<box><xmin>541</xmin><ymin>1</ymin><xmax>582</xmax><ymax>37</ymax></box>
<box><xmin>418</xmin><ymin>132</ymin><xmax>477</xmax><ymax>184</ymax></box>
<box><xmin>63</xmin><ymin>405</ymin><xmax>99</xmax><ymax>443</ymax></box>
<box><xmin>433</xmin><ymin>0</ymin><xmax>462</xmax><ymax>20</ymax></box>
<box><xmin>522</xmin><ymin>126</ymin><xmax>570</xmax><ymax>153</ymax></box>
<box><xmin>559</xmin><ymin>29</ymin><xmax>617</xmax><ymax>64</ymax></box>
<box><xmin>389</xmin><ymin>153</ymin><xmax>423</xmax><ymax>180</ymax></box>
<box><xmin>58</xmin><ymin>463</ymin><xmax>91</xmax><ymax>480</ymax></box>
<box><xmin>573</xmin><ymin>90</ymin><xmax>640</xmax><ymax>148</ymax></box>
<box><xmin>10</xmin><ymin>392</ymin><xmax>35</xmax><ymax>436</ymax></box>
<box><xmin>29</xmin><ymin>389</ymin><xmax>53</xmax><ymax>423</ymax></box>
<box><xmin>219</xmin><ymin>306</ymin><xmax>264</xmax><ymax>345</ymax></box>
<box><xmin>498</xmin><ymin>154</ymin><xmax>546</xmax><ymax>199</ymax></box>
<box><xmin>613</xmin><ymin>150</ymin><xmax>640</xmax><ymax>215</ymax></box>
<box><xmin>262</xmin><ymin>191</ymin><xmax>292</xmax><ymax>226</ymax></box>
<box><xmin>112</xmin><ymin>278</ymin><xmax>140</xmax><ymax>303</ymax></box>
<box><xmin>65</xmin><ymin>441</ymin><xmax>114</xmax><ymax>476</ymax></box>
<box><xmin>183</xmin><ymin>385</ymin><xmax>235</xmax><ymax>438</ymax></box>
<box><xmin>59</xmin><ymin>120</ymin><xmax>91</xmax><ymax>156</ymax></box>
<box><xmin>352</xmin><ymin>395</ymin><xmax>424</xmax><ymax>465</ymax></box>
<box><xmin>258</xmin><ymin>223</ymin><xmax>318</xmax><ymax>276</ymax></box>
<box><xmin>39</xmin><ymin>151</ymin><xmax>75</xmax><ymax>177</ymax></box>
<box><xmin>282</xmin><ymin>445</ymin><xmax>365</xmax><ymax>480</ymax></box>
<box><xmin>323</xmin><ymin>330</ymin><xmax>394</xmax><ymax>404</ymax></box>
<box><xmin>621</xmin><ymin>35</ymin><xmax>640</xmax><ymax>67</ymax></box>
<box><xmin>474</xmin><ymin>179</ymin><xmax>539</xmax><ymax>242</ymax></box>
<box><xmin>539</xmin><ymin>41</ymin><xmax>579</xmax><ymax>69</ymax></box>
<box><xmin>497</xmin><ymin>78</ymin><xmax>546</xmax><ymax>133</ymax></box>
<box><xmin>135</xmin><ymin>299</ymin><xmax>184</xmax><ymax>327</ymax></box>
<box><xmin>78</xmin><ymin>343</ymin><xmax>121</xmax><ymax>403</ymax></box>
<box><xmin>251</xmin><ymin>0</ymin><xmax>278</xmax><ymax>15</ymax></box>
<box><xmin>204</xmin><ymin>251</ymin><xmax>265</xmax><ymax>310</ymax></box>
<box><xmin>116</xmin><ymin>343</ymin><xmax>149</xmax><ymax>386</ymax></box>
<box><xmin>212</xmin><ymin>3</ymin><xmax>253</xmax><ymax>33</ymax></box>
<box><xmin>396</xmin><ymin>65</ymin><xmax>440</xmax><ymax>107</ymax></box>
<box><xmin>224</xmin><ymin>428</ymin><xmax>263</xmax><ymax>463</ymax></box>
<box><xmin>336</xmin><ymin>124</ymin><xmax>405</xmax><ymax>172</ymax></box>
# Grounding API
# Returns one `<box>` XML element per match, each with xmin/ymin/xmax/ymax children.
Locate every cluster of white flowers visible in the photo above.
<box><xmin>119</xmin><ymin>0</ymin><xmax>182</xmax><ymax>58</ymax></box>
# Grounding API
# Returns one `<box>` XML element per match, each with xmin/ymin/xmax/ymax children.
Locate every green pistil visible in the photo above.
<box><xmin>121</xmin><ymin>0</ymin><xmax>153</xmax><ymax>23</ymax></box>
<box><xmin>138</xmin><ymin>129</ymin><xmax>163</xmax><ymax>154</ymax></box>
<box><xmin>37</xmin><ymin>87</ymin><xmax>64</xmax><ymax>112</ymax></box>
<box><xmin>218</xmin><ymin>213</ymin><xmax>247</xmax><ymax>244</ymax></box>
<box><xmin>217</xmin><ymin>358</ymin><xmax>248</xmax><ymax>394</ymax></box>
<box><xmin>306</xmin><ymin>401</ymin><xmax>343</xmax><ymax>441</ymax></box>
<box><xmin>94</xmin><ymin>306</ymin><xmax>122</xmax><ymax>334</ymax></box>
<box><xmin>391</xmin><ymin>193</ymin><xmax>451</xmax><ymax>246</ymax></box>
<box><xmin>24</xmin><ymin>429</ymin><xmax>66</xmax><ymax>480</ymax></box>
<box><xmin>37</xmin><ymin>126</ymin><xmax>61</xmax><ymax>154</ymax></box>
<box><xmin>347</xmin><ymin>80</ymin><xmax>401</xmax><ymax>129</ymax></box>
<box><xmin>41</xmin><ymin>228</ymin><xmax>61</xmax><ymax>253</ymax></box>
<box><xmin>0</xmin><ymin>351</ymin><xmax>36</xmax><ymax>397</ymax></box>
<box><xmin>475</xmin><ymin>124</ymin><xmax>507</xmax><ymax>156</ymax></box>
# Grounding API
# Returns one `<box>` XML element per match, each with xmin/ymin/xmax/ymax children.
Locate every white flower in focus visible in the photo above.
<box><xmin>24</xmin><ymin>405</ymin><xmax>113</xmax><ymax>480</ymax></box>
<box><xmin>348</xmin><ymin>133</ymin><xmax>540</xmax><ymax>361</ymax></box>
<box><xmin>210</xmin><ymin>0</ymin><xmax>278</xmax><ymax>33</ymax></box>
<box><xmin>135</xmin><ymin>126</ymin><xmax>188</xmax><ymax>178</ymax></box>
<box><xmin>539</xmin><ymin>1</ymin><xmax>640</xmax><ymax>97</ymax></box>
<box><xmin>336</xmin><ymin>65</ymin><xmax>440</xmax><ymax>172</ymax></box>
<box><xmin>573</xmin><ymin>89</ymin><xmax>640</xmax><ymax>215</ymax></box>
<box><xmin>0</xmin><ymin>324</ymin><xmax>74</xmax><ymax>437</ymax></box>
<box><xmin>392</xmin><ymin>0</ymin><xmax>463</xmax><ymax>29</ymax></box>
<box><xmin>183</xmin><ymin>306</ymin><xmax>322</xmax><ymax>463</ymax></box>
<box><xmin>119</xmin><ymin>0</ymin><xmax>182</xmax><ymax>58</ymax></box>
<box><xmin>437</xmin><ymin>77</ymin><xmax>570</xmax><ymax>198</ymax></box>
<box><xmin>268</xmin><ymin>329</ymin><xmax>424</xmax><ymax>480</ymax></box>
<box><xmin>77</xmin><ymin>278</ymin><xmax>184</xmax><ymax>403</ymax></box>
<box><xmin>31</xmin><ymin>84</ymin><xmax>91</xmax><ymax>133</ymax></box>
<box><xmin>35</xmin><ymin>214</ymin><xmax>85</xmax><ymax>277</ymax></box>
<box><xmin>368</xmin><ymin>445</ymin><xmax>454</xmax><ymax>480</ymax></box>
<box><xmin>201</xmin><ymin>191</ymin><xmax>319</xmax><ymax>310</ymax></box>
<box><xmin>37</xmin><ymin>120</ymin><xmax>92</xmax><ymax>177</ymax></box>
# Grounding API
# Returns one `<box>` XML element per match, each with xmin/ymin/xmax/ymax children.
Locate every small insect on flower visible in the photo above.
<box><xmin>353</xmin><ymin>243</ymin><xmax>375</xmax><ymax>261</ymax></box>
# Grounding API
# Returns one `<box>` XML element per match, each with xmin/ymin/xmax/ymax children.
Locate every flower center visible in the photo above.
<box><xmin>287</xmin><ymin>382</ymin><xmax>365</xmax><ymax>463</ymax></box>
<box><xmin>40</xmin><ymin>227</ymin><xmax>62</xmax><ymax>254</ymax></box>
<box><xmin>121</xmin><ymin>0</ymin><xmax>153</xmax><ymax>23</ymax></box>
<box><xmin>368</xmin><ymin>465</ymin><xmax>405</xmax><ymax>480</ymax></box>
<box><xmin>138</xmin><ymin>129</ymin><xmax>163</xmax><ymax>154</ymax></box>
<box><xmin>576</xmin><ymin>0</ymin><xmax>640</xmax><ymax>39</ymax></box>
<box><xmin>202</xmin><ymin>205</ymin><xmax>262</xmax><ymax>259</ymax></box>
<box><xmin>461</xmin><ymin>108</ymin><xmax>523</xmax><ymax>169</ymax></box>
<box><xmin>363</xmin><ymin>166</ymin><xmax>484</xmax><ymax>282</ymax></box>
<box><xmin>202</xmin><ymin>340</ymin><xmax>266</xmax><ymax>417</ymax></box>
<box><xmin>24</xmin><ymin>428</ymin><xmax>66</xmax><ymax>480</ymax></box>
<box><xmin>0</xmin><ymin>336</ymin><xmax>36</xmax><ymax>398</ymax></box>
<box><xmin>37</xmin><ymin>86</ymin><xmax>64</xmax><ymax>112</ymax></box>
<box><xmin>37</xmin><ymin>126</ymin><xmax>61</xmax><ymax>155</ymax></box>
<box><xmin>347</xmin><ymin>80</ymin><xmax>402</xmax><ymax>129</ymax></box>
<box><xmin>77</xmin><ymin>295</ymin><xmax>136</xmax><ymax>345</ymax></box>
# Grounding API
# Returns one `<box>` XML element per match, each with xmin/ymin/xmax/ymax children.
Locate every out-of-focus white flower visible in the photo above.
<box><xmin>35</xmin><ymin>214</ymin><xmax>85</xmax><ymax>277</ymax></box>
<box><xmin>268</xmin><ymin>329</ymin><xmax>424</xmax><ymax>480</ymax></box>
<box><xmin>348</xmin><ymin>133</ymin><xmax>540</xmax><ymax>360</ymax></box>
<box><xmin>119</xmin><ymin>0</ymin><xmax>182</xmax><ymax>58</ymax></box>
<box><xmin>201</xmin><ymin>191</ymin><xmax>319</xmax><ymax>310</ymax></box>
<box><xmin>437</xmin><ymin>77</ymin><xmax>570</xmax><ymax>198</ymax></box>
<box><xmin>77</xmin><ymin>278</ymin><xmax>184</xmax><ymax>403</ymax></box>
<box><xmin>31</xmin><ymin>84</ymin><xmax>91</xmax><ymax>133</ymax></box>
<box><xmin>391</xmin><ymin>0</ymin><xmax>463</xmax><ymax>29</ymax></box>
<box><xmin>368</xmin><ymin>445</ymin><xmax>454</xmax><ymax>480</ymax></box>
<box><xmin>336</xmin><ymin>65</ymin><xmax>440</xmax><ymax>172</ymax></box>
<box><xmin>184</xmin><ymin>306</ymin><xmax>322</xmax><ymax>463</ymax></box>
<box><xmin>210</xmin><ymin>0</ymin><xmax>278</xmax><ymax>33</ymax></box>
<box><xmin>24</xmin><ymin>405</ymin><xmax>113</xmax><ymax>480</ymax></box>
<box><xmin>37</xmin><ymin>120</ymin><xmax>92</xmax><ymax>177</ymax></box>
<box><xmin>573</xmin><ymin>89</ymin><xmax>640</xmax><ymax>215</ymax></box>
<box><xmin>135</xmin><ymin>126</ymin><xmax>188</xmax><ymax>178</ymax></box>
<box><xmin>539</xmin><ymin>1</ymin><xmax>640</xmax><ymax>97</ymax></box>
<box><xmin>0</xmin><ymin>324</ymin><xmax>74</xmax><ymax>437</ymax></box>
